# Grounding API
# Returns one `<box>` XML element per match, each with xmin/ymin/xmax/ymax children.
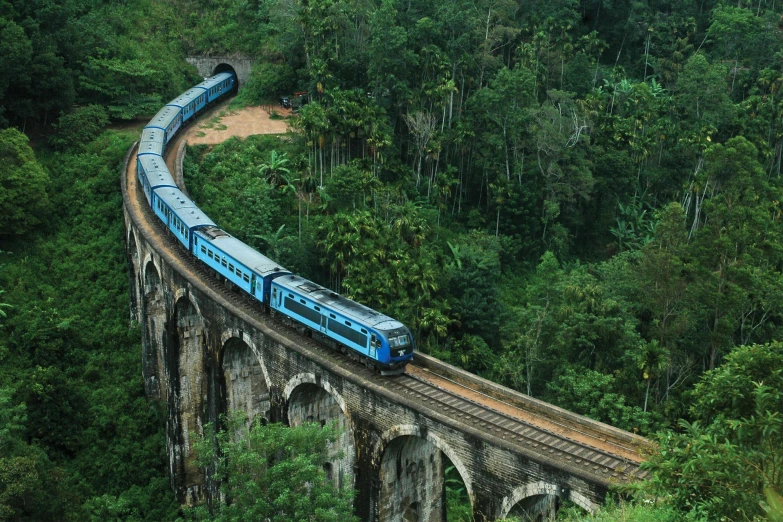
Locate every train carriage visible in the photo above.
<box><xmin>196</xmin><ymin>72</ymin><xmax>236</xmax><ymax>104</ymax></box>
<box><xmin>138</xmin><ymin>127</ymin><xmax>165</xmax><ymax>158</ymax></box>
<box><xmin>146</xmin><ymin>105</ymin><xmax>183</xmax><ymax>145</ymax></box>
<box><xmin>270</xmin><ymin>275</ymin><xmax>414</xmax><ymax>374</ymax></box>
<box><xmin>192</xmin><ymin>227</ymin><xmax>290</xmax><ymax>303</ymax></box>
<box><xmin>137</xmin><ymin>155</ymin><xmax>177</xmax><ymax>205</ymax></box>
<box><xmin>151</xmin><ymin>187</ymin><xmax>215</xmax><ymax>250</ymax></box>
<box><xmin>167</xmin><ymin>88</ymin><xmax>208</xmax><ymax>124</ymax></box>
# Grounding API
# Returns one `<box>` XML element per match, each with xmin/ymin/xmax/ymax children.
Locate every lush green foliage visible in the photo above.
<box><xmin>557</xmin><ymin>498</ymin><xmax>678</xmax><ymax>521</ymax></box>
<box><xmin>0</xmin><ymin>128</ymin><xmax>50</xmax><ymax>236</ymax></box>
<box><xmin>49</xmin><ymin>105</ymin><xmax>110</xmax><ymax>151</ymax></box>
<box><xmin>0</xmin><ymin>131</ymin><xmax>177</xmax><ymax>521</ymax></box>
<box><xmin>0</xmin><ymin>0</ymin><xmax>199</xmax><ymax>129</ymax></box>
<box><xmin>184</xmin><ymin>419</ymin><xmax>357</xmax><ymax>522</ymax></box>
<box><xmin>644</xmin><ymin>342</ymin><xmax>783</xmax><ymax>520</ymax></box>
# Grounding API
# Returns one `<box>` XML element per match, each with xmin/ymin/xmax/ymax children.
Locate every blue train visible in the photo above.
<box><xmin>135</xmin><ymin>72</ymin><xmax>413</xmax><ymax>375</ymax></box>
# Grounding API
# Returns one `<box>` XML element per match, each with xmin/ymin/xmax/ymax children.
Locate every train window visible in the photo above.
<box><xmin>207</xmin><ymin>250</ymin><xmax>213</xmax><ymax>258</ymax></box>
<box><xmin>221</xmin><ymin>258</ymin><xmax>227</xmax><ymax>267</ymax></box>
<box><xmin>345</xmin><ymin>321</ymin><xmax>352</xmax><ymax>326</ymax></box>
<box><xmin>299</xmin><ymin>299</ymin><xmax>306</xmax><ymax>304</ymax></box>
<box><xmin>314</xmin><ymin>306</ymin><xmax>320</xmax><ymax>311</ymax></box>
<box><xmin>361</xmin><ymin>328</ymin><xmax>367</xmax><ymax>334</ymax></box>
<box><xmin>243</xmin><ymin>275</ymin><xmax>250</xmax><ymax>283</ymax></box>
<box><xmin>229</xmin><ymin>263</ymin><xmax>235</xmax><ymax>271</ymax></box>
<box><xmin>330</xmin><ymin>313</ymin><xmax>336</xmax><ymax>319</ymax></box>
<box><xmin>288</xmin><ymin>293</ymin><xmax>294</xmax><ymax>298</ymax></box>
<box><xmin>185</xmin><ymin>230</ymin><xmax>189</xmax><ymax>240</ymax></box>
<box><xmin>236</xmin><ymin>268</ymin><xmax>242</xmax><ymax>277</ymax></box>
<box><xmin>201</xmin><ymin>246</ymin><xmax>206</xmax><ymax>253</ymax></box>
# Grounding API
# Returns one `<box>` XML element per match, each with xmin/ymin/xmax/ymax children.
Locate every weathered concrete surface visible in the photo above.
<box><xmin>380</xmin><ymin>436</ymin><xmax>444</xmax><ymax>522</ymax></box>
<box><xmin>123</xmin><ymin>142</ymin><xmax>643</xmax><ymax>520</ymax></box>
<box><xmin>287</xmin><ymin>381</ymin><xmax>355</xmax><ymax>491</ymax></box>
<box><xmin>186</xmin><ymin>56</ymin><xmax>255</xmax><ymax>85</ymax></box>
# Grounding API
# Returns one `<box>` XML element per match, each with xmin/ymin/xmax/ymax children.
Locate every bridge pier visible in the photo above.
<box><xmin>141</xmin><ymin>259</ymin><xmax>167</xmax><ymax>400</ymax></box>
<box><xmin>167</xmin><ymin>294</ymin><xmax>209</xmax><ymax>505</ymax></box>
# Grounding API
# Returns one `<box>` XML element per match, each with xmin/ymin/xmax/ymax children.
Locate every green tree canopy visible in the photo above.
<box><xmin>188</xmin><ymin>419</ymin><xmax>358</xmax><ymax>522</ymax></box>
<box><xmin>0</xmin><ymin>128</ymin><xmax>49</xmax><ymax>236</ymax></box>
<box><xmin>645</xmin><ymin>341</ymin><xmax>783</xmax><ymax>521</ymax></box>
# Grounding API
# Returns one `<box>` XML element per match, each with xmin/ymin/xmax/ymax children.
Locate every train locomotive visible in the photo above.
<box><xmin>135</xmin><ymin>71</ymin><xmax>413</xmax><ymax>375</ymax></box>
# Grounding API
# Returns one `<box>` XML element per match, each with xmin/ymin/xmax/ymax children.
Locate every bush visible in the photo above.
<box><xmin>0</xmin><ymin>128</ymin><xmax>50</xmax><ymax>236</ymax></box>
<box><xmin>241</xmin><ymin>62</ymin><xmax>296</xmax><ymax>104</ymax></box>
<box><xmin>49</xmin><ymin>105</ymin><xmax>109</xmax><ymax>151</ymax></box>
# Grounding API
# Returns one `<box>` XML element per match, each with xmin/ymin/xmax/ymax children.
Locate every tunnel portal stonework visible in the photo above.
<box><xmin>123</xmin><ymin>146</ymin><xmax>646</xmax><ymax>521</ymax></box>
<box><xmin>186</xmin><ymin>56</ymin><xmax>255</xmax><ymax>85</ymax></box>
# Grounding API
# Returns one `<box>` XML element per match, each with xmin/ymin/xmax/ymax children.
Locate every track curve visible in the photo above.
<box><xmin>123</xmin><ymin>106</ymin><xmax>651</xmax><ymax>489</ymax></box>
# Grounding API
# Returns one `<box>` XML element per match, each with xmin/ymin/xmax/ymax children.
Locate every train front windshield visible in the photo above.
<box><xmin>388</xmin><ymin>335</ymin><xmax>410</xmax><ymax>349</ymax></box>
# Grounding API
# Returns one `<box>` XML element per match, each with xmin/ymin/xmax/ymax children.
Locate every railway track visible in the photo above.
<box><xmin>392</xmin><ymin>370</ymin><xmax>647</xmax><ymax>481</ymax></box>
<box><xmin>124</xmin><ymin>123</ymin><xmax>649</xmax><ymax>489</ymax></box>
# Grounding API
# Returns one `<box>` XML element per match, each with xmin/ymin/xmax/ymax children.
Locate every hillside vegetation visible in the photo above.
<box><xmin>2</xmin><ymin>0</ymin><xmax>783</xmax><ymax>520</ymax></box>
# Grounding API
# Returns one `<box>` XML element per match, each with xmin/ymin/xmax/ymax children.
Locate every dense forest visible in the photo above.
<box><xmin>1</xmin><ymin>0</ymin><xmax>783</xmax><ymax>520</ymax></box>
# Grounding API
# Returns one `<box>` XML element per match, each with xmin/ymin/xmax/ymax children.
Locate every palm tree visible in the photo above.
<box><xmin>279</xmin><ymin>173</ymin><xmax>307</xmax><ymax>240</ymax></box>
<box><xmin>636</xmin><ymin>340</ymin><xmax>670</xmax><ymax>413</ymax></box>
<box><xmin>258</xmin><ymin>151</ymin><xmax>291</xmax><ymax>186</ymax></box>
<box><xmin>253</xmin><ymin>225</ymin><xmax>286</xmax><ymax>260</ymax></box>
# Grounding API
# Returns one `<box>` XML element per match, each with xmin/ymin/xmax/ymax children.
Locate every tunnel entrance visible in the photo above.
<box><xmin>213</xmin><ymin>63</ymin><xmax>239</xmax><ymax>93</ymax></box>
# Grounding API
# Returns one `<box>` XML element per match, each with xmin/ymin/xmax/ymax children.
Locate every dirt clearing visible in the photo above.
<box><xmin>180</xmin><ymin>101</ymin><xmax>291</xmax><ymax>145</ymax></box>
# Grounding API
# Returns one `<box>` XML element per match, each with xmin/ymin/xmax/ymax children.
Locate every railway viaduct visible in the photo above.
<box><xmin>122</xmin><ymin>140</ymin><xmax>650</xmax><ymax>520</ymax></box>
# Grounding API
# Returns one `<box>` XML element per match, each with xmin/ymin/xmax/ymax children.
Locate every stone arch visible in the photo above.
<box><xmin>499</xmin><ymin>481</ymin><xmax>578</xmax><ymax>521</ymax></box>
<box><xmin>284</xmin><ymin>374</ymin><xmax>355</xmax><ymax>491</ymax></box>
<box><xmin>220</xmin><ymin>334</ymin><xmax>271</xmax><ymax>430</ymax></box>
<box><xmin>283</xmin><ymin>373</ymin><xmax>350</xmax><ymax>421</ymax></box>
<box><xmin>213</xmin><ymin>63</ymin><xmax>240</xmax><ymax>92</ymax></box>
<box><xmin>142</xmin><ymin>260</ymin><xmax>166</xmax><ymax>400</ymax></box>
<box><xmin>167</xmin><ymin>294</ymin><xmax>208</xmax><ymax>505</ymax></box>
<box><xmin>376</xmin><ymin>425</ymin><xmax>473</xmax><ymax>522</ymax></box>
<box><xmin>373</xmin><ymin>425</ymin><xmax>474</xmax><ymax>502</ymax></box>
<box><xmin>220</xmin><ymin>329</ymin><xmax>271</xmax><ymax>387</ymax></box>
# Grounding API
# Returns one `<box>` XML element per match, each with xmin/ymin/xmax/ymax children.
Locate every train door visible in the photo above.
<box><xmin>369</xmin><ymin>334</ymin><xmax>377</xmax><ymax>359</ymax></box>
<box><xmin>319</xmin><ymin>314</ymin><xmax>327</xmax><ymax>335</ymax></box>
<box><xmin>251</xmin><ymin>276</ymin><xmax>259</xmax><ymax>301</ymax></box>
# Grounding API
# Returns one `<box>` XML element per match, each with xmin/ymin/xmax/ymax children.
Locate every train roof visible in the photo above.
<box><xmin>146</xmin><ymin>105</ymin><xmax>181</xmax><ymax>131</ymax></box>
<box><xmin>137</xmin><ymin>140</ymin><xmax>163</xmax><ymax>156</ymax></box>
<box><xmin>195</xmin><ymin>227</ymin><xmax>289</xmax><ymax>277</ymax></box>
<box><xmin>138</xmin><ymin>156</ymin><xmax>176</xmax><ymax>189</ymax></box>
<box><xmin>167</xmin><ymin>88</ymin><xmax>206</xmax><ymax>108</ymax></box>
<box><xmin>154</xmin><ymin>188</ymin><xmax>216</xmax><ymax>229</ymax></box>
<box><xmin>141</xmin><ymin>127</ymin><xmax>165</xmax><ymax>144</ymax></box>
<box><xmin>196</xmin><ymin>72</ymin><xmax>234</xmax><ymax>90</ymax></box>
<box><xmin>275</xmin><ymin>274</ymin><xmax>404</xmax><ymax>330</ymax></box>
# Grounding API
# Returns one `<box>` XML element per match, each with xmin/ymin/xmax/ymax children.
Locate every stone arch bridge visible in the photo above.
<box><xmin>122</xmin><ymin>144</ymin><xmax>650</xmax><ymax>521</ymax></box>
